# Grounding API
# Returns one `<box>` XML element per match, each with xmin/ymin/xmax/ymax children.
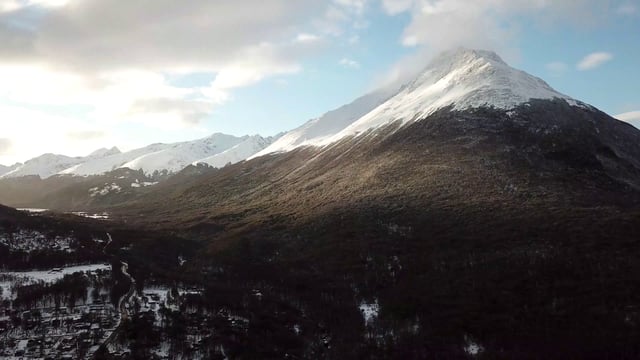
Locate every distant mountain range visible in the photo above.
<box><xmin>0</xmin><ymin>133</ymin><xmax>277</xmax><ymax>179</ymax></box>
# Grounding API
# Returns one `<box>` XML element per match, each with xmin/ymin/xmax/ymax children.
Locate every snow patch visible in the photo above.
<box><xmin>464</xmin><ymin>336</ymin><xmax>484</xmax><ymax>356</ymax></box>
<box><xmin>359</xmin><ymin>299</ymin><xmax>380</xmax><ymax>325</ymax></box>
<box><xmin>89</xmin><ymin>183</ymin><xmax>122</xmax><ymax>197</ymax></box>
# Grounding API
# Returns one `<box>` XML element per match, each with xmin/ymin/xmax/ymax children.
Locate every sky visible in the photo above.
<box><xmin>0</xmin><ymin>0</ymin><xmax>638</xmax><ymax>165</ymax></box>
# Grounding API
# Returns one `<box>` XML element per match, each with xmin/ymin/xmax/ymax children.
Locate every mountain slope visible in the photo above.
<box><xmin>195</xmin><ymin>135</ymin><xmax>275</xmax><ymax>168</ymax></box>
<box><xmin>119</xmin><ymin>133</ymin><xmax>245</xmax><ymax>176</ymax></box>
<box><xmin>0</xmin><ymin>163</ymin><xmax>19</xmax><ymax>177</ymax></box>
<box><xmin>251</xmin><ymin>85</ymin><xmax>399</xmax><ymax>157</ymax></box>
<box><xmin>2</xmin><ymin>153</ymin><xmax>86</xmax><ymax>179</ymax></box>
<box><xmin>256</xmin><ymin>49</ymin><xmax>587</xmax><ymax>154</ymax></box>
<box><xmin>3</xmin><ymin>132</ymin><xmax>272</xmax><ymax>180</ymax></box>
<box><xmin>105</xmin><ymin>49</ymin><xmax>640</xmax><ymax>358</ymax></box>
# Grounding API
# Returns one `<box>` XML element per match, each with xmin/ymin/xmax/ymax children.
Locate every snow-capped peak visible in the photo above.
<box><xmin>322</xmin><ymin>48</ymin><xmax>580</xmax><ymax>144</ymax></box>
<box><xmin>254</xmin><ymin>48</ymin><xmax>585</xmax><ymax>155</ymax></box>
<box><xmin>3</xmin><ymin>133</ymin><xmax>275</xmax><ymax>179</ymax></box>
<box><xmin>194</xmin><ymin>135</ymin><xmax>274</xmax><ymax>168</ymax></box>
<box><xmin>1</xmin><ymin>153</ymin><xmax>84</xmax><ymax>179</ymax></box>
<box><xmin>88</xmin><ymin>147</ymin><xmax>121</xmax><ymax>159</ymax></box>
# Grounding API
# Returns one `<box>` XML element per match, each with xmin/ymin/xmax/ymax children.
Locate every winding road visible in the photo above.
<box><xmin>118</xmin><ymin>261</ymin><xmax>136</xmax><ymax>320</ymax></box>
<box><xmin>90</xmin><ymin>233</ymin><xmax>137</xmax><ymax>359</ymax></box>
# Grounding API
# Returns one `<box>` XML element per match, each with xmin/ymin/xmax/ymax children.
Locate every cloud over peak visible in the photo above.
<box><xmin>577</xmin><ymin>52</ymin><xmax>614</xmax><ymax>71</ymax></box>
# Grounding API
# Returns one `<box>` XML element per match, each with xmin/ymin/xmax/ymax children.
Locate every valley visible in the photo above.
<box><xmin>1</xmin><ymin>49</ymin><xmax>640</xmax><ymax>359</ymax></box>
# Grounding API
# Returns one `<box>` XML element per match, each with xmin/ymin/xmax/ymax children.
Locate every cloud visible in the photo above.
<box><xmin>339</xmin><ymin>58</ymin><xmax>361</xmax><ymax>69</ymax></box>
<box><xmin>616</xmin><ymin>111</ymin><xmax>640</xmax><ymax>122</ymax></box>
<box><xmin>128</xmin><ymin>98</ymin><xmax>214</xmax><ymax>126</ymax></box>
<box><xmin>381</xmin><ymin>0</ymin><xmax>616</xmax><ymax>55</ymax></box>
<box><xmin>295</xmin><ymin>33</ymin><xmax>322</xmax><ymax>43</ymax></box>
<box><xmin>0</xmin><ymin>0</ymin><xmax>333</xmax><ymax>128</ymax></box>
<box><xmin>0</xmin><ymin>138</ymin><xmax>11</xmax><ymax>154</ymax></box>
<box><xmin>314</xmin><ymin>0</ymin><xmax>371</xmax><ymax>37</ymax></box>
<box><xmin>66</xmin><ymin>130</ymin><xmax>106</xmax><ymax>141</ymax></box>
<box><xmin>0</xmin><ymin>103</ymin><xmax>115</xmax><ymax>163</ymax></box>
<box><xmin>577</xmin><ymin>52</ymin><xmax>614</xmax><ymax>70</ymax></box>
<box><xmin>0</xmin><ymin>0</ymin><xmax>376</xmax><ymax>163</ymax></box>
<box><xmin>616</xmin><ymin>111</ymin><xmax>640</xmax><ymax>129</ymax></box>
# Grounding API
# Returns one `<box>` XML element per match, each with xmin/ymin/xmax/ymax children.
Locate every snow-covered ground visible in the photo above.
<box><xmin>0</xmin><ymin>263</ymin><xmax>111</xmax><ymax>300</ymax></box>
<box><xmin>359</xmin><ymin>299</ymin><xmax>380</xmax><ymax>325</ymax></box>
<box><xmin>131</xmin><ymin>180</ymin><xmax>158</xmax><ymax>188</ymax></box>
<box><xmin>17</xmin><ymin>208</ymin><xmax>49</xmax><ymax>213</ymax></box>
<box><xmin>89</xmin><ymin>183</ymin><xmax>122</xmax><ymax>197</ymax></box>
<box><xmin>70</xmin><ymin>211</ymin><xmax>111</xmax><ymax>220</ymax></box>
<box><xmin>464</xmin><ymin>336</ymin><xmax>484</xmax><ymax>356</ymax></box>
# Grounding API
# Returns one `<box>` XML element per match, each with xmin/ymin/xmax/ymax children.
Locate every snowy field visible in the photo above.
<box><xmin>0</xmin><ymin>264</ymin><xmax>111</xmax><ymax>300</ymax></box>
<box><xmin>16</xmin><ymin>208</ymin><xmax>48</xmax><ymax>213</ymax></box>
<box><xmin>70</xmin><ymin>211</ymin><xmax>111</xmax><ymax>220</ymax></box>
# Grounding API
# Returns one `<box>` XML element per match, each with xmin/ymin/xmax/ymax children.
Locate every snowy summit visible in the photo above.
<box><xmin>255</xmin><ymin>48</ymin><xmax>586</xmax><ymax>156</ymax></box>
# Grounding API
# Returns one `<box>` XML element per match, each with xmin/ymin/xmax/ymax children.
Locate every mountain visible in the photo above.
<box><xmin>256</xmin><ymin>49</ymin><xmax>585</xmax><ymax>156</ymax></box>
<box><xmin>195</xmin><ymin>135</ymin><xmax>276</xmax><ymax>168</ymax></box>
<box><xmin>2</xmin><ymin>133</ymin><xmax>274</xmax><ymax>180</ymax></box>
<box><xmin>0</xmin><ymin>133</ymin><xmax>274</xmax><ymax>210</ymax></box>
<box><xmin>252</xmin><ymin>85</ymin><xmax>399</xmax><ymax>157</ymax></box>
<box><xmin>87</xmin><ymin>146</ymin><xmax>122</xmax><ymax>158</ymax></box>
<box><xmin>2</xmin><ymin>153</ymin><xmax>86</xmax><ymax>179</ymax></box>
<box><xmin>120</xmin><ymin>133</ymin><xmax>245</xmax><ymax>176</ymax></box>
<box><xmin>104</xmin><ymin>49</ymin><xmax>640</xmax><ymax>357</ymax></box>
<box><xmin>57</xmin><ymin>143</ymin><xmax>172</xmax><ymax>177</ymax></box>
<box><xmin>617</xmin><ymin>111</ymin><xmax>640</xmax><ymax>129</ymax></box>
<box><xmin>0</xmin><ymin>163</ymin><xmax>20</xmax><ymax>177</ymax></box>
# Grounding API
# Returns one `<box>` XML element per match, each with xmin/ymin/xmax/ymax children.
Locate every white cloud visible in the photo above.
<box><xmin>66</xmin><ymin>130</ymin><xmax>105</xmax><ymax>141</ymax></box>
<box><xmin>616</xmin><ymin>111</ymin><xmax>640</xmax><ymax>122</ymax></box>
<box><xmin>616</xmin><ymin>111</ymin><xmax>640</xmax><ymax>129</ymax></box>
<box><xmin>339</xmin><ymin>58</ymin><xmax>361</xmax><ymax>69</ymax></box>
<box><xmin>0</xmin><ymin>103</ymin><xmax>117</xmax><ymax>164</ymax></box>
<box><xmin>296</xmin><ymin>33</ymin><xmax>322</xmax><ymax>43</ymax></box>
<box><xmin>314</xmin><ymin>0</ymin><xmax>371</xmax><ymax>37</ymax></box>
<box><xmin>0</xmin><ymin>0</ymin><xmax>347</xmax><ymax>163</ymax></box>
<box><xmin>381</xmin><ymin>0</ymin><xmax>615</xmax><ymax>55</ymax></box>
<box><xmin>0</xmin><ymin>138</ymin><xmax>11</xmax><ymax>154</ymax></box>
<box><xmin>372</xmin><ymin>0</ymin><xmax>618</xmax><ymax>94</ymax></box>
<box><xmin>577</xmin><ymin>52</ymin><xmax>614</xmax><ymax>71</ymax></box>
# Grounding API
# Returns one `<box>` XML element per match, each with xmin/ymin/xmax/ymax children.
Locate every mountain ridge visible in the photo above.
<box><xmin>254</xmin><ymin>48</ymin><xmax>590</xmax><ymax>156</ymax></box>
<box><xmin>1</xmin><ymin>133</ymin><xmax>275</xmax><ymax>180</ymax></box>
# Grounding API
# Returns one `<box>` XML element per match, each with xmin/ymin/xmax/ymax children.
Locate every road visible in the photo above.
<box><xmin>118</xmin><ymin>261</ymin><xmax>136</xmax><ymax>320</ymax></box>
<box><xmin>89</xmin><ymin>233</ymin><xmax>137</xmax><ymax>359</ymax></box>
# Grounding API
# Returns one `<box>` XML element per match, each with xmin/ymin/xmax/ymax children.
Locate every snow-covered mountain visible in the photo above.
<box><xmin>2</xmin><ymin>153</ymin><xmax>87</xmax><ymax>179</ymax></box>
<box><xmin>195</xmin><ymin>135</ymin><xmax>275</xmax><ymax>168</ymax></box>
<box><xmin>119</xmin><ymin>133</ymin><xmax>246</xmax><ymax>175</ymax></box>
<box><xmin>58</xmin><ymin>143</ymin><xmax>172</xmax><ymax>177</ymax></box>
<box><xmin>0</xmin><ymin>163</ymin><xmax>20</xmax><ymax>177</ymax></box>
<box><xmin>1</xmin><ymin>133</ymin><xmax>275</xmax><ymax>179</ymax></box>
<box><xmin>252</xmin><ymin>85</ymin><xmax>399</xmax><ymax>158</ymax></box>
<box><xmin>254</xmin><ymin>48</ymin><xmax>588</xmax><ymax>155</ymax></box>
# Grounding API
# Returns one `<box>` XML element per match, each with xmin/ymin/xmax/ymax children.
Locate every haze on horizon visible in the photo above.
<box><xmin>0</xmin><ymin>0</ymin><xmax>638</xmax><ymax>165</ymax></box>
